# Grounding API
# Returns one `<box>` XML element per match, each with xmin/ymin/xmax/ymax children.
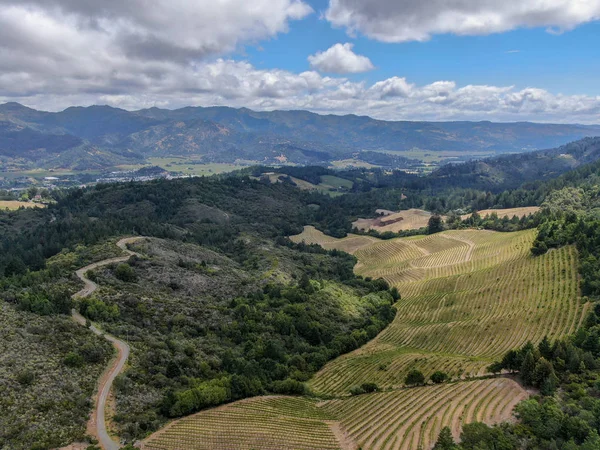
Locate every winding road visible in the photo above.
<box><xmin>71</xmin><ymin>237</ymin><xmax>145</xmax><ymax>450</ymax></box>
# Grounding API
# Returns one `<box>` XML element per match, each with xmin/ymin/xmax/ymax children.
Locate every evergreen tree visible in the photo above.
<box><xmin>521</xmin><ymin>350</ymin><xmax>537</xmax><ymax>386</ymax></box>
<box><xmin>433</xmin><ymin>426</ymin><xmax>457</xmax><ymax>450</ymax></box>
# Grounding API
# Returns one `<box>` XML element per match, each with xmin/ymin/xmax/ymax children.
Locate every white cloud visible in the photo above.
<box><xmin>3</xmin><ymin>58</ymin><xmax>600</xmax><ymax>124</ymax></box>
<box><xmin>0</xmin><ymin>0</ymin><xmax>599</xmax><ymax>123</ymax></box>
<box><xmin>308</xmin><ymin>43</ymin><xmax>374</xmax><ymax>73</ymax></box>
<box><xmin>325</xmin><ymin>0</ymin><xmax>600</xmax><ymax>42</ymax></box>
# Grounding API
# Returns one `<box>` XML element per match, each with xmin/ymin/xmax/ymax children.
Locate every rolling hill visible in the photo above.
<box><xmin>2</xmin><ymin>102</ymin><xmax>600</xmax><ymax>170</ymax></box>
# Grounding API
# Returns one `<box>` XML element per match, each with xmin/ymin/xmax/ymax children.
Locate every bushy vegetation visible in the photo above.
<box><xmin>81</xmin><ymin>238</ymin><xmax>396</xmax><ymax>440</ymax></box>
<box><xmin>0</xmin><ymin>303</ymin><xmax>112</xmax><ymax>449</ymax></box>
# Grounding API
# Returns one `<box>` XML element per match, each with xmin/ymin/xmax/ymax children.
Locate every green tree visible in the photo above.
<box><xmin>427</xmin><ymin>215</ymin><xmax>444</xmax><ymax>234</ymax></box>
<box><xmin>430</xmin><ymin>371</ymin><xmax>449</xmax><ymax>384</ymax></box>
<box><xmin>433</xmin><ymin>426</ymin><xmax>457</xmax><ymax>450</ymax></box>
<box><xmin>405</xmin><ymin>369</ymin><xmax>425</xmax><ymax>386</ymax></box>
<box><xmin>520</xmin><ymin>350</ymin><xmax>537</xmax><ymax>386</ymax></box>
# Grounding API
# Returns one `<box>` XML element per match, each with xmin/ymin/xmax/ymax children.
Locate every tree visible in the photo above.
<box><xmin>430</xmin><ymin>371</ymin><xmax>449</xmax><ymax>384</ymax></box>
<box><xmin>428</xmin><ymin>215</ymin><xmax>444</xmax><ymax>234</ymax></box>
<box><xmin>520</xmin><ymin>350</ymin><xmax>537</xmax><ymax>386</ymax></box>
<box><xmin>433</xmin><ymin>426</ymin><xmax>456</xmax><ymax>450</ymax></box>
<box><xmin>115</xmin><ymin>263</ymin><xmax>136</xmax><ymax>282</ymax></box>
<box><xmin>405</xmin><ymin>369</ymin><xmax>425</xmax><ymax>385</ymax></box>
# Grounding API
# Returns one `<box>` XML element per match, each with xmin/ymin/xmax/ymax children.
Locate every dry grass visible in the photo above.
<box><xmin>290</xmin><ymin>225</ymin><xmax>379</xmax><ymax>254</ymax></box>
<box><xmin>461</xmin><ymin>207</ymin><xmax>540</xmax><ymax>220</ymax></box>
<box><xmin>0</xmin><ymin>200</ymin><xmax>45</xmax><ymax>210</ymax></box>
<box><xmin>353</xmin><ymin>209</ymin><xmax>439</xmax><ymax>232</ymax></box>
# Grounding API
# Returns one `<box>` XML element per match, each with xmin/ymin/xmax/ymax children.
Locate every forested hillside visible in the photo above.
<box><xmin>2</xmin><ymin>101</ymin><xmax>600</xmax><ymax>169</ymax></box>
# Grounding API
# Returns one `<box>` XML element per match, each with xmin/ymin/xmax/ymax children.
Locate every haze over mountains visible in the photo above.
<box><xmin>2</xmin><ymin>101</ymin><xmax>600</xmax><ymax>170</ymax></box>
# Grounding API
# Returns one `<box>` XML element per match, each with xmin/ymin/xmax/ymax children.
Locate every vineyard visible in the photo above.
<box><xmin>141</xmin><ymin>397</ymin><xmax>343</xmax><ymax>450</ymax></box>
<box><xmin>290</xmin><ymin>225</ymin><xmax>378</xmax><ymax>254</ymax></box>
<box><xmin>142</xmin><ymin>379</ymin><xmax>526</xmax><ymax>450</ymax></box>
<box><xmin>142</xmin><ymin>225</ymin><xmax>583</xmax><ymax>450</ymax></box>
<box><xmin>308</xmin><ymin>228</ymin><xmax>586</xmax><ymax>395</ymax></box>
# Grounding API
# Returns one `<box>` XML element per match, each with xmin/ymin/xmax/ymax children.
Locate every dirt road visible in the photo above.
<box><xmin>71</xmin><ymin>237</ymin><xmax>145</xmax><ymax>450</ymax></box>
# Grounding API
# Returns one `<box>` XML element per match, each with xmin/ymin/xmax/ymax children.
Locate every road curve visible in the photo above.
<box><xmin>71</xmin><ymin>237</ymin><xmax>145</xmax><ymax>450</ymax></box>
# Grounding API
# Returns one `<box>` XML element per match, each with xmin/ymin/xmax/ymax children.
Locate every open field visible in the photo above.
<box><xmin>370</xmin><ymin>149</ymin><xmax>497</xmax><ymax>164</ymax></box>
<box><xmin>305</xmin><ymin>228</ymin><xmax>586</xmax><ymax>395</ymax></box>
<box><xmin>117</xmin><ymin>158</ymin><xmax>247</xmax><ymax>176</ymax></box>
<box><xmin>461</xmin><ymin>206</ymin><xmax>540</xmax><ymax>220</ymax></box>
<box><xmin>352</xmin><ymin>207</ymin><xmax>539</xmax><ymax>233</ymax></box>
<box><xmin>0</xmin><ymin>200</ymin><xmax>45</xmax><ymax>210</ymax></box>
<box><xmin>142</xmin><ymin>379</ymin><xmax>526</xmax><ymax>450</ymax></box>
<box><xmin>258</xmin><ymin>173</ymin><xmax>353</xmax><ymax>197</ymax></box>
<box><xmin>353</xmin><ymin>209</ymin><xmax>436</xmax><ymax>232</ymax></box>
<box><xmin>290</xmin><ymin>226</ymin><xmax>379</xmax><ymax>254</ymax></box>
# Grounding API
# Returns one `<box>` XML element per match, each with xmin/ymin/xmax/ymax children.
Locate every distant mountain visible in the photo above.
<box><xmin>431</xmin><ymin>136</ymin><xmax>600</xmax><ymax>189</ymax></box>
<box><xmin>1</xmin><ymin>102</ymin><xmax>599</xmax><ymax>170</ymax></box>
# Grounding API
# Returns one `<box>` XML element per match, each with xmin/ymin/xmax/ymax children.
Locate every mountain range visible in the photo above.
<box><xmin>1</xmin><ymin>101</ymin><xmax>600</xmax><ymax>170</ymax></box>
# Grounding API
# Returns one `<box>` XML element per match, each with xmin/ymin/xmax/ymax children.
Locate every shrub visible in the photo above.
<box><xmin>64</xmin><ymin>352</ymin><xmax>85</xmax><ymax>367</ymax></box>
<box><xmin>114</xmin><ymin>263</ymin><xmax>136</xmax><ymax>282</ymax></box>
<box><xmin>430</xmin><ymin>371</ymin><xmax>449</xmax><ymax>384</ymax></box>
<box><xmin>405</xmin><ymin>369</ymin><xmax>425</xmax><ymax>385</ymax></box>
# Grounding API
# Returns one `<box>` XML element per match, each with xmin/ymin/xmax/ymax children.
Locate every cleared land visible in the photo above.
<box><xmin>461</xmin><ymin>207</ymin><xmax>540</xmax><ymax>220</ymax></box>
<box><xmin>307</xmin><ymin>228</ymin><xmax>586</xmax><ymax>396</ymax></box>
<box><xmin>142</xmin><ymin>379</ymin><xmax>526</xmax><ymax>450</ymax></box>
<box><xmin>258</xmin><ymin>173</ymin><xmax>353</xmax><ymax>197</ymax></box>
<box><xmin>290</xmin><ymin>226</ymin><xmax>378</xmax><ymax>254</ymax></box>
<box><xmin>0</xmin><ymin>200</ymin><xmax>45</xmax><ymax>210</ymax></box>
<box><xmin>353</xmin><ymin>207</ymin><xmax>539</xmax><ymax>233</ymax></box>
<box><xmin>353</xmin><ymin>209</ymin><xmax>436</xmax><ymax>232</ymax></box>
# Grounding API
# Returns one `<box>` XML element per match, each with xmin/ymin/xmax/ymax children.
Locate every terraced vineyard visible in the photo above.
<box><xmin>141</xmin><ymin>397</ymin><xmax>343</xmax><ymax>450</ymax></box>
<box><xmin>142</xmin><ymin>379</ymin><xmax>526</xmax><ymax>450</ymax></box>
<box><xmin>307</xmin><ymin>228</ymin><xmax>586</xmax><ymax>396</ymax></box>
<box><xmin>352</xmin><ymin>209</ymin><xmax>436</xmax><ymax>232</ymax></box>
<box><xmin>461</xmin><ymin>206</ymin><xmax>540</xmax><ymax>220</ymax></box>
<box><xmin>321</xmin><ymin>378</ymin><xmax>527</xmax><ymax>450</ymax></box>
<box><xmin>290</xmin><ymin>225</ymin><xmax>378</xmax><ymax>254</ymax></box>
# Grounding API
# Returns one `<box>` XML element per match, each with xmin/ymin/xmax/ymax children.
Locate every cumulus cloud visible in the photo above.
<box><xmin>3</xmin><ymin>57</ymin><xmax>600</xmax><ymax>124</ymax></box>
<box><xmin>0</xmin><ymin>0</ymin><xmax>599</xmax><ymax>123</ymax></box>
<box><xmin>308</xmin><ymin>43</ymin><xmax>374</xmax><ymax>73</ymax></box>
<box><xmin>325</xmin><ymin>0</ymin><xmax>600</xmax><ymax>42</ymax></box>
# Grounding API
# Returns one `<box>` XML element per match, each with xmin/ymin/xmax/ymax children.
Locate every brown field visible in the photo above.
<box><xmin>353</xmin><ymin>209</ymin><xmax>440</xmax><ymax>232</ymax></box>
<box><xmin>0</xmin><ymin>200</ymin><xmax>45</xmax><ymax>210</ymax></box>
<box><xmin>289</xmin><ymin>225</ymin><xmax>379</xmax><ymax>254</ymax></box>
<box><xmin>461</xmin><ymin>207</ymin><xmax>540</xmax><ymax>220</ymax></box>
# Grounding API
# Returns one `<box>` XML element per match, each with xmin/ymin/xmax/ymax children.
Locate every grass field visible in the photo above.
<box><xmin>0</xmin><ymin>201</ymin><xmax>45</xmax><ymax>210</ymax></box>
<box><xmin>306</xmin><ymin>228</ymin><xmax>586</xmax><ymax>396</ymax></box>
<box><xmin>117</xmin><ymin>158</ymin><xmax>247</xmax><ymax>176</ymax></box>
<box><xmin>142</xmin><ymin>379</ymin><xmax>526</xmax><ymax>450</ymax></box>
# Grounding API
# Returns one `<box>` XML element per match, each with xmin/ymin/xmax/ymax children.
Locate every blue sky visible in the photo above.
<box><xmin>0</xmin><ymin>0</ymin><xmax>599</xmax><ymax>122</ymax></box>
<box><xmin>245</xmin><ymin>5</ymin><xmax>600</xmax><ymax>96</ymax></box>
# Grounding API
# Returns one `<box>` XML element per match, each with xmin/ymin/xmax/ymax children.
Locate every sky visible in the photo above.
<box><xmin>0</xmin><ymin>0</ymin><xmax>599</xmax><ymax>123</ymax></box>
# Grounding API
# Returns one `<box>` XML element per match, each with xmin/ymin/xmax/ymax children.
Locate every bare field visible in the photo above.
<box><xmin>461</xmin><ymin>207</ymin><xmax>540</xmax><ymax>220</ymax></box>
<box><xmin>353</xmin><ymin>209</ymin><xmax>437</xmax><ymax>232</ymax></box>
